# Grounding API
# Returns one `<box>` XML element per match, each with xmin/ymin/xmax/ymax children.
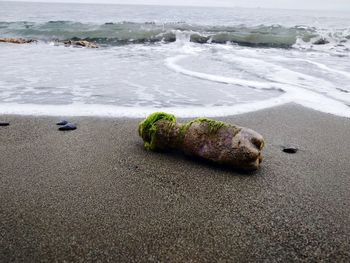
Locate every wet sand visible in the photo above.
<box><xmin>1</xmin><ymin>104</ymin><xmax>350</xmax><ymax>262</ymax></box>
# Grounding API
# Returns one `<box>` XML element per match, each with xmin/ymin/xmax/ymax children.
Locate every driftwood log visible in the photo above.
<box><xmin>139</xmin><ymin>112</ymin><xmax>265</xmax><ymax>171</ymax></box>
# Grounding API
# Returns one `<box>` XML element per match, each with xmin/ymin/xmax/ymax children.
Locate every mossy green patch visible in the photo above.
<box><xmin>193</xmin><ymin>118</ymin><xmax>227</xmax><ymax>133</ymax></box>
<box><xmin>178</xmin><ymin>117</ymin><xmax>228</xmax><ymax>141</ymax></box>
<box><xmin>139</xmin><ymin>112</ymin><xmax>176</xmax><ymax>150</ymax></box>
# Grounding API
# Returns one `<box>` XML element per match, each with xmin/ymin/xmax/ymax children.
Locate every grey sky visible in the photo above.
<box><xmin>5</xmin><ymin>0</ymin><xmax>350</xmax><ymax>10</ymax></box>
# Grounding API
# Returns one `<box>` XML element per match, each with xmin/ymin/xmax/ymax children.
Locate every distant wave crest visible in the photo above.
<box><xmin>0</xmin><ymin>21</ymin><xmax>349</xmax><ymax>49</ymax></box>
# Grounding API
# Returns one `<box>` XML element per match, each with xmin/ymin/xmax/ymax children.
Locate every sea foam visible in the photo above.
<box><xmin>1</xmin><ymin>3</ymin><xmax>350</xmax><ymax>118</ymax></box>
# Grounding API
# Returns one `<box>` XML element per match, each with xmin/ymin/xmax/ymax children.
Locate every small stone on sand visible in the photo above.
<box><xmin>282</xmin><ymin>146</ymin><xmax>298</xmax><ymax>154</ymax></box>
<box><xmin>58</xmin><ymin>123</ymin><xmax>77</xmax><ymax>131</ymax></box>
<box><xmin>0</xmin><ymin>122</ymin><xmax>10</xmax><ymax>126</ymax></box>
<box><xmin>56</xmin><ymin>120</ymin><xmax>69</xmax><ymax>125</ymax></box>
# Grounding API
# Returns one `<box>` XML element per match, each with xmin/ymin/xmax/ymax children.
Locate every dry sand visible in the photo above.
<box><xmin>1</xmin><ymin>104</ymin><xmax>350</xmax><ymax>262</ymax></box>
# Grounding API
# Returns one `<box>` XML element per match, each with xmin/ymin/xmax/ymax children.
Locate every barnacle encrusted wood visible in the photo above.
<box><xmin>139</xmin><ymin>112</ymin><xmax>265</xmax><ymax>171</ymax></box>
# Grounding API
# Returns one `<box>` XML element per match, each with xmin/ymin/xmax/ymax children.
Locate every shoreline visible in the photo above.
<box><xmin>1</xmin><ymin>104</ymin><xmax>350</xmax><ymax>261</ymax></box>
<box><xmin>0</xmin><ymin>98</ymin><xmax>290</xmax><ymax>119</ymax></box>
<box><xmin>0</xmin><ymin>100</ymin><xmax>350</xmax><ymax>119</ymax></box>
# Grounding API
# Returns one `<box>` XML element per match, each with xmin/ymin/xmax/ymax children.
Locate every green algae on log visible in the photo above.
<box><xmin>139</xmin><ymin>112</ymin><xmax>265</xmax><ymax>171</ymax></box>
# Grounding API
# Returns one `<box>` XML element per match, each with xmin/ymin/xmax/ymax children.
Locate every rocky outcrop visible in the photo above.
<box><xmin>139</xmin><ymin>112</ymin><xmax>265</xmax><ymax>171</ymax></box>
<box><xmin>0</xmin><ymin>37</ymin><xmax>98</xmax><ymax>48</ymax></box>
<box><xmin>313</xmin><ymin>38</ymin><xmax>329</xmax><ymax>45</ymax></box>
<box><xmin>63</xmin><ymin>40</ymin><xmax>99</xmax><ymax>48</ymax></box>
<box><xmin>0</xmin><ymin>38</ymin><xmax>36</xmax><ymax>44</ymax></box>
<box><xmin>190</xmin><ymin>34</ymin><xmax>210</xmax><ymax>44</ymax></box>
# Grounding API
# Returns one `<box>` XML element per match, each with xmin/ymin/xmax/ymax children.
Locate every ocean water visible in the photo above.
<box><xmin>1</xmin><ymin>1</ymin><xmax>350</xmax><ymax>117</ymax></box>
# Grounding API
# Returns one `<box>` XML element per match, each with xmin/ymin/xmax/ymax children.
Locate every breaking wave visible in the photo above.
<box><xmin>1</xmin><ymin>21</ymin><xmax>349</xmax><ymax>49</ymax></box>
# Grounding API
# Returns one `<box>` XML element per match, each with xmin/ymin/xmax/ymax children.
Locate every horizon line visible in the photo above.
<box><xmin>2</xmin><ymin>0</ymin><xmax>350</xmax><ymax>12</ymax></box>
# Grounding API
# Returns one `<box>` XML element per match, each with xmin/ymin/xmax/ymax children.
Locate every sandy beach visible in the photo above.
<box><xmin>1</xmin><ymin>104</ymin><xmax>350</xmax><ymax>262</ymax></box>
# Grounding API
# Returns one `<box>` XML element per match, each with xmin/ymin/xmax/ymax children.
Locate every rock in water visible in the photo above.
<box><xmin>56</xmin><ymin>120</ymin><xmax>69</xmax><ymax>126</ymax></box>
<box><xmin>63</xmin><ymin>40</ymin><xmax>98</xmax><ymax>48</ymax></box>
<box><xmin>0</xmin><ymin>122</ymin><xmax>10</xmax><ymax>126</ymax></box>
<box><xmin>190</xmin><ymin>34</ymin><xmax>210</xmax><ymax>44</ymax></box>
<box><xmin>58</xmin><ymin>123</ymin><xmax>77</xmax><ymax>131</ymax></box>
<box><xmin>313</xmin><ymin>38</ymin><xmax>329</xmax><ymax>45</ymax></box>
<box><xmin>139</xmin><ymin>112</ymin><xmax>265</xmax><ymax>171</ymax></box>
<box><xmin>0</xmin><ymin>38</ymin><xmax>36</xmax><ymax>44</ymax></box>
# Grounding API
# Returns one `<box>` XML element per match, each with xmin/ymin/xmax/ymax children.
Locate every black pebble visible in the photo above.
<box><xmin>282</xmin><ymin>146</ymin><xmax>298</xmax><ymax>154</ymax></box>
<box><xmin>58</xmin><ymin>123</ymin><xmax>77</xmax><ymax>131</ymax></box>
<box><xmin>0</xmin><ymin>122</ymin><xmax>10</xmax><ymax>126</ymax></box>
<box><xmin>56</xmin><ymin>120</ymin><xmax>69</xmax><ymax>125</ymax></box>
